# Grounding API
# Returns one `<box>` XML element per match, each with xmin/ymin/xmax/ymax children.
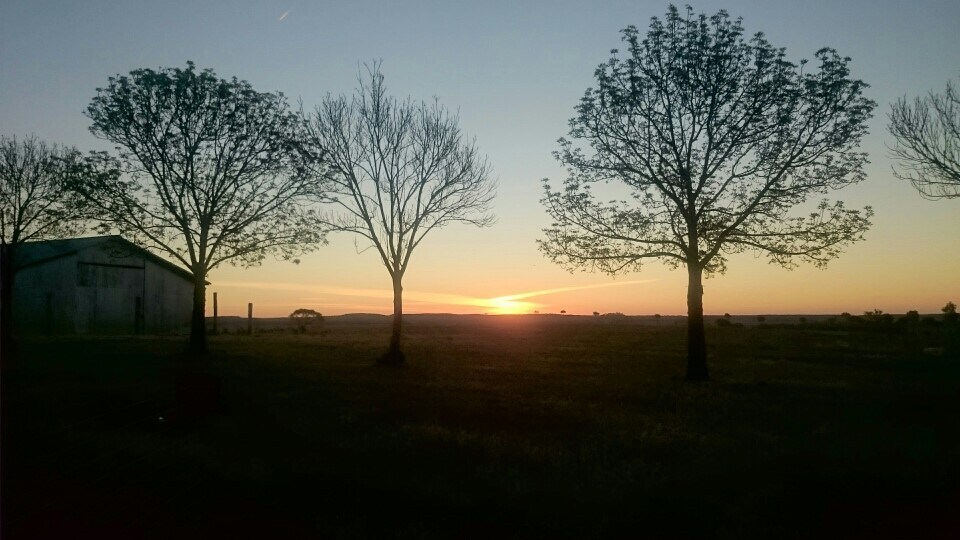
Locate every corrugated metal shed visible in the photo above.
<box><xmin>12</xmin><ymin>236</ymin><xmax>194</xmax><ymax>335</ymax></box>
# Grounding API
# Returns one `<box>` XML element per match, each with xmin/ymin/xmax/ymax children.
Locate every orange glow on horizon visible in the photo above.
<box><xmin>211</xmin><ymin>279</ymin><xmax>657</xmax><ymax>316</ymax></box>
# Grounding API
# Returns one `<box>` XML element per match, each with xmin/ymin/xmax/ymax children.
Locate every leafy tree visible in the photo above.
<box><xmin>944</xmin><ymin>301</ymin><xmax>958</xmax><ymax>324</ymax></box>
<box><xmin>896</xmin><ymin>310</ymin><xmax>920</xmax><ymax>333</ymax></box>
<box><xmin>1</xmin><ymin>135</ymin><xmax>88</xmax><ymax>359</ymax></box>
<box><xmin>899</xmin><ymin>310</ymin><xmax>920</xmax><ymax>324</ymax></box>
<box><xmin>299</xmin><ymin>65</ymin><xmax>495</xmax><ymax>364</ymax></box>
<box><xmin>71</xmin><ymin>62</ymin><xmax>323</xmax><ymax>354</ymax></box>
<box><xmin>862</xmin><ymin>309</ymin><xmax>893</xmax><ymax>327</ymax></box>
<box><xmin>944</xmin><ymin>302</ymin><xmax>959</xmax><ymax>359</ymax></box>
<box><xmin>888</xmin><ymin>77</ymin><xmax>960</xmax><ymax>199</ymax></box>
<box><xmin>289</xmin><ymin>308</ymin><xmax>323</xmax><ymax>333</ymax></box>
<box><xmin>539</xmin><ymin>6</ymin><xmax>875</xmax><ymax>380</ymax></box>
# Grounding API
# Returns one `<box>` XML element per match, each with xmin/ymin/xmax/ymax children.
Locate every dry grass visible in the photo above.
<box><xmin>3</xmin><ymin>316</ymin><xmax>958</xmax><ymax>538</ymax></box>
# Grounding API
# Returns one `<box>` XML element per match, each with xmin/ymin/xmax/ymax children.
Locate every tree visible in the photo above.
<box><xmin>944</xmin><ymin>301</ymin><xmax>958</xmax><ymax>324</ymax></box>
<box><xmin>289</xmin><ymin>308</ymin><xmax>323</xmax><ymax>333</ymax></box>
<box><xmin>72</xmin><ymin>62</ymin><xmax>322</xmax><ymax>354</ymax></box>
<box><xmin>888</xmin><ymin>77</ymin><xmax>960</xmax><ymax>199</ymax></box>
<box><xmin>539</xmin><ymin>6</ymin><xmax>875</xmax><ymax>380</ymax></box>
<box><xmin>944</xmin><ymin>302</ymin><xmax>959</xmax><ymax>359</ymax></box>
<box><xmin>1</xmin><ymin>135</ymin><xmax>88</xmax><ymax>360</ymax></box>
<box><xmin>300</xmin><ymin>65</ymin><xmax>495</xmax><ymax>365</ymax></box>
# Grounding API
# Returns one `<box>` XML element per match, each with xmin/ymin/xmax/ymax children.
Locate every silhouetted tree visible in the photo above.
<box><xmin>944</xmin><ymin>302</ymin><xmax>959</xmax><ymax>359</ymax></box>
<box><xmin>300</xmin><ymin>65</ymin><xmax>495</xmax><ymax>365</ymax></box>
<box><xmin>888</xmin><ymin>77</ymin><xmax>960</xmax><ymax>199</ymax></box>
<box><xmin>539</xmin><ymin>6</ymin><xmax>875</xmax><ymax>380</ymax></box>
<box><xmin>896</xmin><ymin>310</ymin><xmax>921</xmax><ymax>335</ymax></box>
<box><xmin>944</xmin><ymin>301</ymin><xmax>958</xmax><ymax>324</ymax></box>
<box><xmin>71</xmin><ymin>62</ymin><xmax>322</xmax><ymax>354</ymax></box>
<box><xmin>1</xmin><ymin>135</ymin><xmax>88</xmax><ymax>360</ymax></box>
<box><xmin>289</xmin><ymin>308</ymin><xmax>323</xmax><ymax>333</ymax></box>
<box><xmin>898</xmin><ymin>310</ymin><xmax>920</xmax><ymax>325</ymax></box>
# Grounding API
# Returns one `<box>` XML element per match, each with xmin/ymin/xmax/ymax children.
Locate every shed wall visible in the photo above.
<box><xmin>13</xmin><ymin>241</ymin><xmax>193</xmax><ymax>335</ymax></box>
<box><xmin>12</xmin><ymin>255</ymin><xmax>78</xmax><ymax>334</ymax></box>
<box><xmin>144</xmin><ymin>259</ymin><xmax>192</xmax><ymax>334</ymax></box>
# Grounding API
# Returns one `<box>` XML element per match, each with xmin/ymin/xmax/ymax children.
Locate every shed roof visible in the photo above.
<box><xmin>14</xmin><ymin>235</ymin><xmax>196</xmax><ymax>282</ymax></box>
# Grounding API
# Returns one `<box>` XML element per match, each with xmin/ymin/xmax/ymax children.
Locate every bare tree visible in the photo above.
<box><xmin>1</xmin><ymin>135</ymin><xmax>88</xmax><ymax>359</ymax></box>
<box><xmin>300</xmin><ymin>65</ymin><xmax>495</xmax><ymax>364</ymax></box>
<box><xmin>72</xmin><ymin>62</ymin><xmax>323</xmax><ymax>354</ymax></box>
<box><xmin>539</xmin><ymin>6</ymin><xmax>875</xmax><ymax>380</ymax></box>
<box><xmin>888</xmin><ymin>77</ymin><xmax>960</xmax><ymax>199</ymax></box>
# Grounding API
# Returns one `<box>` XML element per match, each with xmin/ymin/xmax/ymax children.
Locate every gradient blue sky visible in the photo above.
<box><xmin>2</xmin><ymin>0</ymin><xmax>958</xmax><ymax>316</ymax></box>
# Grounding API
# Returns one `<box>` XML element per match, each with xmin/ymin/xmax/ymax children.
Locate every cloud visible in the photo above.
<box><xmin>491</xmin><ymin>280</ymin><xmax>655</xmax><ymax>302</ymax></box>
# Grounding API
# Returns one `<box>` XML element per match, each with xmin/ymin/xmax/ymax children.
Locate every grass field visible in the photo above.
<box><xmin>3</xmin><ymin>316</ymin><xmax>959</xmax><ymax>538</ymax></box>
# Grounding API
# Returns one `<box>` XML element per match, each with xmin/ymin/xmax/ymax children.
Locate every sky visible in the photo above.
<box><xmin>2</xmin><ymin>0</ymin><xmax>958</xmax><ymax>317</ymax></box>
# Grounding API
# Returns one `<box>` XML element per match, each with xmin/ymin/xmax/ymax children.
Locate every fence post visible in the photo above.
<box><xmin>247</xmin><ymin>302</ymin><xmax>253</xmax><ymax>335</ymax></box>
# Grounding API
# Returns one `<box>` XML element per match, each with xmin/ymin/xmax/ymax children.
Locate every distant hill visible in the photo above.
<box><xmin>206</xmin><ymin>312</ymin><xmax>944</xmax><ymax>332</ymax></box>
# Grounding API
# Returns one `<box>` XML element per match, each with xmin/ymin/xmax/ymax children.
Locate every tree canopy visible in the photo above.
<box><xmin>1</xmin><ymin>134</ymin><xmax>89</xmax><ymax>360</ymax></box>
<box><xmin>539</xmin><ymin>5</ymin><xmax>876</xmax><ymax>379</ymax></box>
<box><xmin>300</xmin><ymin>64</ymin><xmax>495</xmax><ymax>363</ymax></box>
<box><xmin>72</xmin><ymin>62</ymin><xmax>323</xmax><ymax>353</ymax></box>
<box><xmin>1</xmin><ymin>135</ymin><xmax>86</xmax><ymax>247</ymax></box>
<box><xmin>888</xmin><ymin>76</ymin><xmax>960</xmax><ymax>199</ymax></box>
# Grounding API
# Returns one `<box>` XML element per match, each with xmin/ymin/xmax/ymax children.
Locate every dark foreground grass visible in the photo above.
<box><xmin>3</xmin><ymin>318</ymin><xmax>959</xmax><ymax>538</ymax></box>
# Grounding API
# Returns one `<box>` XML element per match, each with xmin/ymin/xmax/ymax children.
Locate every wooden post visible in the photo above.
<box><xmin>212</xmin><ymin>292</ymin><xmax>218</xmax><ymax>334</ymax></box>
<box><xmin>247</xmin><ymin>302</ymin><xmax>253</xmax><ymax>335</ymax></box>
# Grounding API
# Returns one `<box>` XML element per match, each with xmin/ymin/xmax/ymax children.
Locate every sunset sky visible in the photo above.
<box><xmin>2</xmin><ymin>0</ymin><xmax>957</xmax><ymax>317</ymax></box>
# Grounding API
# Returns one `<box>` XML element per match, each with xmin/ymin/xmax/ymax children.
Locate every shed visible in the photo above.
<box><xmin>12</xmin><ymin>236</ymin><xmax>194</xmax><ymax>335</ymax></box>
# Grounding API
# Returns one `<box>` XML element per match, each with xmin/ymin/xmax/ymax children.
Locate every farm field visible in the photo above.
<box><xmin>3</xmin><ymin>316</ymin><xmax>959</xmax><ymax>539</ymax></box>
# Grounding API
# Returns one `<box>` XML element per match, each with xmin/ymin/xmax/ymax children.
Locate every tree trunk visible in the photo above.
<box><xmin>189</xmin><ymin>270</ymin><xmax>207</xmax><ymax>355</ymax></box>
<box><xmin>685</xmin><ymin>263</ymin><xmax>709</xmax><ymax>381</ymax></box>
<box><xmin>381</xmin><ymin>273</ymin><xmax>405</xmax><ymax>365</ymax></box>
<box><xmin>0</xmin><ymin>243</ymin><xmax>16</xmax><ymax>364</ymax></box>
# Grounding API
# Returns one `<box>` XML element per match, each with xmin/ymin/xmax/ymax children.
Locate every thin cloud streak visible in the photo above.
<box><xmin>278</xmin><ymin>10</ymin><xmax>290</xmax><ymax>21</ymax></box>
<box><xmin>492</xmin><ymin>280</ymin><xmax>655</xmax><ymax>302</ymax></box>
